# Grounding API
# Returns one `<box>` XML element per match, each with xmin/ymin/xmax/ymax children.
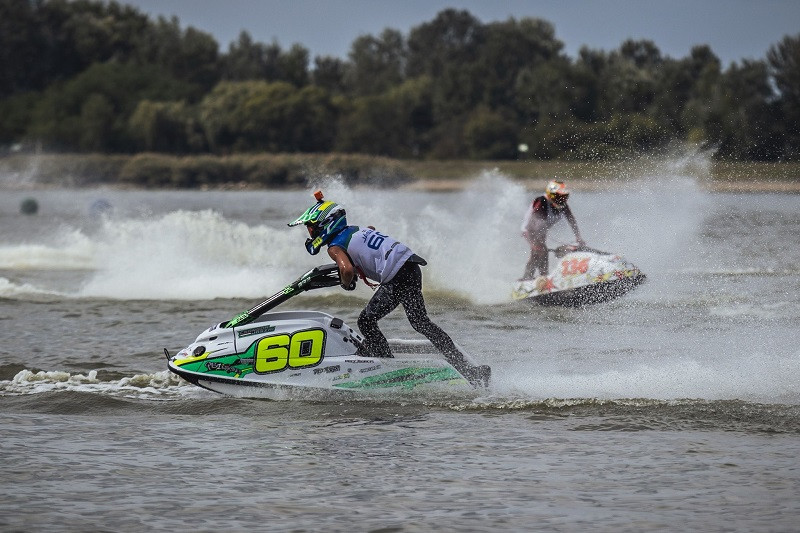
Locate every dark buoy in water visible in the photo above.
<box><xmin>89</xmin><ymin>198</ymin><xmax>113</xmax><ymax>217</ymax></box>
<box><xmin>20</xmin><ymin>197</ymin><xmax>39</xmax><ymax>215</ymax></box>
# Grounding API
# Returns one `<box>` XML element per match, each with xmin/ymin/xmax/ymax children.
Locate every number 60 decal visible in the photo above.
<box><xmin>254</xmin><ymin>329</ymin><xmax>326</xmax><ymax>374</ymax></box>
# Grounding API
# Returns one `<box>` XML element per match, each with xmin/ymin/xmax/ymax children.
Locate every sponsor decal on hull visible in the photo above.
<box><xmin>334</xmin><ymin>367</ymin><xmax>464</xmax><ymax>390</ymax></box>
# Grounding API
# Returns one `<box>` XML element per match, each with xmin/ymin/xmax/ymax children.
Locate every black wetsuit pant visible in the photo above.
<box><xmin>522</xmin><ymin>239</ymin><xmax>549</xmax><ymax>279</ymax></box>
<box><xmin>357</xmin><ymin>261</ymin><xmax>471</xmax><ymax>373</ymax></box>
<box><xmin>523</xmin><ymin>247</ymin><xmax>548</xmax><ymax>280</ymax></box>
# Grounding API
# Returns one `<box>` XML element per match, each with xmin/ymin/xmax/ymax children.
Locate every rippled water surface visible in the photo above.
<box><xmin>2</xmin><ymin>169</ymin><xmax>799</xmax><ymax>531</ymax></box>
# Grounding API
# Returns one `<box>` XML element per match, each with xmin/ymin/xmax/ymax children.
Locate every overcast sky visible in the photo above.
<box><xmin>121</xmin><ymin>0</ymin><xmax>800</xmax><ymax>66</ymax></box>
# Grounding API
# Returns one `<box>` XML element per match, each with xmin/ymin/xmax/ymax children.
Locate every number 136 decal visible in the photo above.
<box><xmin>254</xmin><ymin>329</ymin><xmax>325</xmax><ymax>373</ymax></box>
<box><xmin>561</xmin><ymin>258</ymin><xmax>590</xmax><ymax>276</ymax></box>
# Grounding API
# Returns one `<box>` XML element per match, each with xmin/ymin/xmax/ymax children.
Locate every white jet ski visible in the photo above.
<box><xmin>165</xmin><ymin>264</ymin><xmax>489</xmax><ymax>399</ymax></box>
<box><xmin>512</xmin><ymin>244</ymin><xmax>646</xmax><ymax>307</ymax></box>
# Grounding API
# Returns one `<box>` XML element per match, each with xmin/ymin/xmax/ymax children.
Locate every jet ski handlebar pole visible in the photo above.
<box><xmin>549</xmin><ymin>243</ymin><xmax>609</xmax><ymax>257</ymax></box>
<box><xmin>225</xmin><ymin>264</ymin><xmax>341</xmax><ymax>328</ymax></box>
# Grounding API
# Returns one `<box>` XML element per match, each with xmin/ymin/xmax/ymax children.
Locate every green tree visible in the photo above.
<box><xmin>198</xmin><ymin>81</ymin><xmax>267</xmax><ymax>152</ymax></box>
<box><xmin>620</xmin><ymin>39</ymin><xmax>662</xmax><ymax>69</ymax></box>
<box><xmin>678</xmin><ymin>45</ymin><xmax>723</xmax><ymax>143</ymax></box>
<box><xmin>336</xmin><ymin>77</ymin><xmax>433</xmax><ymax>157</ymax></box>
<box><xmin>714</xmin><ymin>60</ymin><xmax>776</xmax><ymax>159</ymax></box>
<box><xmin>223</xmin><ymin>31</ymin><xmax>275</xmax><ymax>80</ymax></box>
<box><xmin>407</xmin><ymin>9</ymin><xmax>484</xmax><ymax>77</ymax></box>
<box><xmin>0</xmin><ymin>0</ymin><xmax>48</xmax><ymax>97</ymax></box>
<box><xmin>312</xmin><ymin>56</ymin><xmax>348</xmax><ymax>94</ymax></box>
<box><xmin>221</xmin><ymin>33</ymin><xmax>309</xmax><ymax>86</ymax></box>
<box><xmin>767</xmin><ymin>34</ymin><xmax>800</xmax><ymax>158</ymax></box>
<box><xmin>570</xmin><ymin>47</ymin><xmax>608</xmax><ymax>122</ymax></box>
<box><xmin>199</xmin><ymin>81</ymin><xmax>337</xmax><ymax>153</ymax></box>
<box><xmin>478</xmin><ymin>17</ymin><xmax>564</xmax><ymax>111</ymax></box>
<box><xmin>463</xmin><ymin>106</ymin><xmax>519</xmax><ymax>159</ymax></box>
<box><xmin>614</xmin><ymin>40</ymin><xmax>661</xmax><ymax>113</ymax></box>
<box><xmin>280</xmin><ymin>44</ymin><xmax>311</xmax><ymax>87</ymax></box>
<box><xmin>515</xmin><ymin>57</ymin><xmax>578</xmax><ymax>122</ymax></box>
<box><xmin>0</xmin><ymin>92</ymin><xmax>38</xmax><ymax>143</ymax></box>
<box><xmin>346</xmin><ymin>29</ymin><xmax>406</xmax><ymax>96</ymax></box>
<box><xmin>580</xmin><ymin>41</ymin><xmax>663</xmax><ymax>121</ymax></box>
<box><xmin>79</xmin><ymin>93</ymin><xmax>114</xmax><ymax>151</ymax></box>
<box><xmin>0</xmin><ymin>0</ymin><xmax>151</xmax><ymax>97</ymax></box>
<box><xmin>28</xmin><ymin>62</ymin><xmax>195</xmax><ymax>151</ymax></box>
<box><xmin>648</xmin><ymin>58</ymin><xmax>694</xmax><ymax>134</ymax></box>
<box><xmin>241</xmin><ymin>83</ymin><xmax>336</xmax><ymax>151</ymax></box>
<box><xmin>129</xmin><ymin>100</ymin><xmax>206</xmax><ymax>153</ymax></box>
<box><xmin>134</xmin><ymin>15</ymin><xmax>220</xmax><ymax>97</ymax></box>
<box><xmin>407</xmin><ymin>9</ymin><xmax>485</xmax><ymax>124</ymax></box>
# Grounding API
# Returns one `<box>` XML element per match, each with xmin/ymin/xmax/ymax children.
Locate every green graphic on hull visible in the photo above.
<box><xmin>333</xmin><ymin>366</ymin><xmax>465</xmax><ymax>390</ymax></box>
<box><xmin>177</xmin><ymin>343</ymin><xmax>259</xmax><ymax>379</ymax></box>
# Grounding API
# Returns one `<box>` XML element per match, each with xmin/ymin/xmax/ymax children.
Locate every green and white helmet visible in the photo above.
<box><xmin>288</xmin><ymin>191</ymin><xmax>348</xmax><ymax>255</ymax></box>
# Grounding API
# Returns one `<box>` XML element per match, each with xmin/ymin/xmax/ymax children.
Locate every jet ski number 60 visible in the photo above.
<box><xmin>254</xmin><ymin>328</ymin><xmax>326</xmax><ymax>374</ymax></box>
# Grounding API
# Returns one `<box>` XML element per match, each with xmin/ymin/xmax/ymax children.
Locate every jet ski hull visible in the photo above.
<box><xmin>521</xmin><ymin>274</ymin><xmax>646</xmax><ymax>307</ymax></box>
<box><xmin>169</xmin><ymin>355</ymin><xmax>473</xmax><ymax>400</ymax></box>
<box><xmin>166</xmin><ymin>310</ymin><xmax>475</xmax><ymax>399</ymax></box>
<box><xmin>512</xmin><ymin>247</ymin><xmax>646</xmax><ymax>306</ymax></box>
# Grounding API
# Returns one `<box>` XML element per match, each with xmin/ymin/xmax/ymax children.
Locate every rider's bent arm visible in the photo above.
<box><xmin>328</xmin><ymin>246</ymin><xmax>356</xmax><ymax>289</ymax></box>
<box><xmin>564</xmin><ymin>207</ymin><xmax>585</xmax><ymax>245</ymax></box>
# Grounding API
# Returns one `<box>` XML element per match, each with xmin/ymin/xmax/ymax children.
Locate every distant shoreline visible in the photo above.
<box><xmin>1</xmin><ymin>153</ymin><xmax>799</xmax><ymax>193</ymax></box>
<box><xmin>402</xmin><ymin>177</ymin><xmax>800</xmax><ymax>193</ymax></box>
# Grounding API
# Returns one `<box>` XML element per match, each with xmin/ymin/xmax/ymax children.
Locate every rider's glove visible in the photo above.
<box><xmin>342</xmin><ymin>279</ymin><xmax>357</xmax><ymax>291</ymax></box>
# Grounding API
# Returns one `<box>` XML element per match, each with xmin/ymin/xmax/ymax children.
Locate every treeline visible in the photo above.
<box><xmin>2</xmin><ymin>0</ymin><xmax>799</xmax><ymax>161</ymax></box>
<box><xmin>0</xmin><ymin>152</ymin><xmax>412</xmax><ymax>188</ymax></box>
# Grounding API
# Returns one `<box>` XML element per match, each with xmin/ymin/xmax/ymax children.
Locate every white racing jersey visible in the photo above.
<box><xmin>329</xmin><ymin>226</ymin><xmax>414</xmax><ymax>283</ymax></box>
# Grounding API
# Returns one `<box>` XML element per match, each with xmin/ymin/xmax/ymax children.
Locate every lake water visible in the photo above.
<box><xmin>1</xmin><ymin>167</ymin><xmax>799</xmax><ymax>531</ymax></box>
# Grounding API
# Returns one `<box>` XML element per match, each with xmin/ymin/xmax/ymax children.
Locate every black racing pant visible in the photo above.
<box><xmin>357</xmin><ymin>261</ymin><xmax>471</xmax><ymax>373</ymax></box>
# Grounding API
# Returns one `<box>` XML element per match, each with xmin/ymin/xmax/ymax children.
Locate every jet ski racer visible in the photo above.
<box><xmin>289</xmin><ymin>191</ymin><xmax>491</xmax><ymax>387</ymax></box>
<box><xmin>520</xmin><ymin>180</ymin><xmax>585</xmax><ymax>280</ymax></box>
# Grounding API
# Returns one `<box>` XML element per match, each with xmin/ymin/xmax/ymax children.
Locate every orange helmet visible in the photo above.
<box><xmin>545</xmin><ymin>180</ymin><xmax>570</xmax><ymax>209</ymax></box>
